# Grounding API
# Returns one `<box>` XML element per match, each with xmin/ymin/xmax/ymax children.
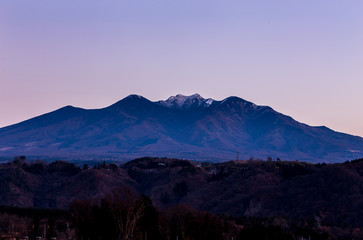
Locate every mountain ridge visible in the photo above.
<box><xmin>0</xmin><ymin>94</ymin><xmax>362</xmax><ymax>162</ymax></box>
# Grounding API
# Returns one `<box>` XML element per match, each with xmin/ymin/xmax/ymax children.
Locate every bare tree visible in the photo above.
<box><xmin>107</xmin><ymin>187</ymin><xmax>146</xmax><ymax>240</ymax></box>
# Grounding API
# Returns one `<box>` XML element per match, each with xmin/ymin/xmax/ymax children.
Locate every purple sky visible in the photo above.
<box><xmin>1</xmin><ymin>1</ymin><xmax>363</xmax><ymax>136</ymax></box>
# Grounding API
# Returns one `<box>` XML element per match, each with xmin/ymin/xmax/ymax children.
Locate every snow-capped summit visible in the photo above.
<box><xmin>158</xmin><ymin>94</ymin><xmax>215</xmax><ymax>109</ymax></box>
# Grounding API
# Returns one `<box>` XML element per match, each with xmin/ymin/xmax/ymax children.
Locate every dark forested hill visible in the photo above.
<box><xmin>1</xmin><ymin>157</ymin><xmax>362</xmax><ymax>228</ymax></box>
<box><xmin>1</xmin><ymin>94</ymin><xmax>363</xmax><ymax>162</ymax></box>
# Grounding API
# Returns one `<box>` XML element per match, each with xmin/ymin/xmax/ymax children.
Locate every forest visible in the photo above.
<box><xmin>0</xmin><ymin>157</ymin><xmax>362</xmax><ymax>239</ymax></box>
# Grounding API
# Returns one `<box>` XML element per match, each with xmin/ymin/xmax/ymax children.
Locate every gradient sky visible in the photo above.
<box><xmin>1</xmin><ymin>1</ymin><xmax>363</xmax><ymax>136</ymax></box>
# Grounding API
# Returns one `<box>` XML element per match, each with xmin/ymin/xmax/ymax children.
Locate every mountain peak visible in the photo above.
<box><xmin>125</xmin><ymin>94</ymin><xmax>144</xmax><ymax>99</ymax></box>
<box><xmin>158</xmin><ymin>94</ymin><xmax>215</xmax><ymax>109</ymax></box>
<box><xmin>106</xmin><ymin>94</ymin><xmax>152</xmax><ymax>110</ymax></box>
<box><xmin>167</xmin><ymin>93</ymin><xmax>203</xmax><ymax>102</ymax></box>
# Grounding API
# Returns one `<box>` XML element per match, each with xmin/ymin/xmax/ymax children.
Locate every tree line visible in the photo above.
<box><xmin>68</xmin><ymin>187</ymin><xmax>350</xmax><ymax>240</ymax></box>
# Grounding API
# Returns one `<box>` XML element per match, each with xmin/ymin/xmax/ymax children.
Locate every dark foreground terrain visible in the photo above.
<box><xmin>0</xmin><ymin>157</ymin><xmax>362</xmax><ymax>239</ymax></box>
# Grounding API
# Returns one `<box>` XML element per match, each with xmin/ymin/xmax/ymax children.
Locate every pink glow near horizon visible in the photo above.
<box><xmin>0</xmin><ymin>1</ymin><xmax>363</xmax><ymax>136</ymax></box>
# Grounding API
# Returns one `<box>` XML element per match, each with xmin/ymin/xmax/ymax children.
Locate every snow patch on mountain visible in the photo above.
<box><xmin>0</xmin><ymin>147</ymin><xmax>14</xmax><ymax>152</ymax></box>
<box><xmin>158</xmin><ymin>94</ymin><xmax>215</xmax><ymax>109</ymax></box>
<box><xmin>205</xmin><ymin>98</ymin><xmax>214</xmax><ymax>106</ymax></box>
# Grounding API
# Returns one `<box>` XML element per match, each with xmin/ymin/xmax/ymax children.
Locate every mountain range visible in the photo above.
<box><xmin>0</xmin><ymin>94</ymin><xmax>362</xmax><ymax>162</ymax></box>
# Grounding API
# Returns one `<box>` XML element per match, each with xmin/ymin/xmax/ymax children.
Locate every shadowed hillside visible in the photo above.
<box><xmin>0</xmin><ymin>157</ymin><xmax>362</xmax><ymax>229</ymax></box>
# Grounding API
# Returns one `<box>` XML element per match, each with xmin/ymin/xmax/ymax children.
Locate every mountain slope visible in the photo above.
<box><xmin>0</xmin><ymin>94</ymin><xmax>362</xmax><ymax>162</ymax></box>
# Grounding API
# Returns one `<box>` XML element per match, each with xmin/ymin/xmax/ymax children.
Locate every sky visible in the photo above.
<box><xmin>1</xmin><ymin>0</ymin><xmax>363</xmax><ymax>136</ymax></box>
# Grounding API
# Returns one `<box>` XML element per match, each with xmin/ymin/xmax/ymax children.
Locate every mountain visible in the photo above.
<box><xmin>0</xmin><ymin>94</ymin><xmax>362</xmax><ymax>162</ymax></box>
<box><xmin>157</xmin><ymin>93</ymin><xmax>215</xmax><ymax>109</ymax></box>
